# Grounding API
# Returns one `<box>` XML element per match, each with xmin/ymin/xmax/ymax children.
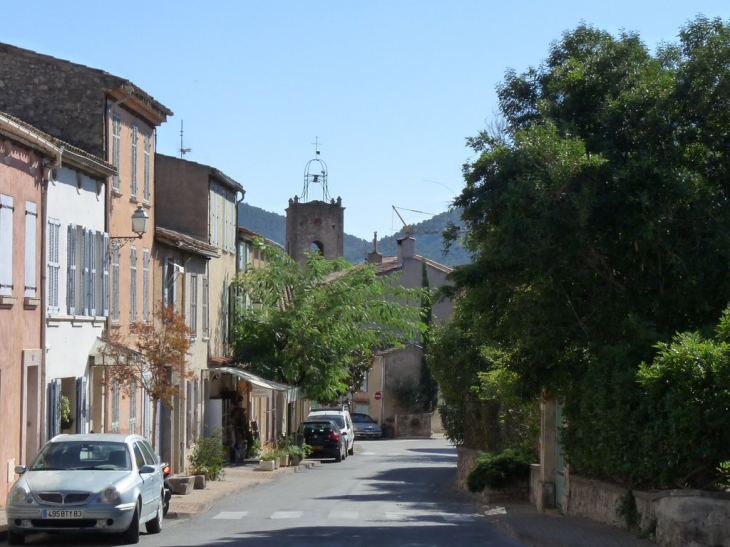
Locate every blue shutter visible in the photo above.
<box><xmin>76</xmin><ymin>376</ymin><xmax>87</xmax><ymax>434</ymax></box>
<box><xmin>67</xmin><ymin>224</ymin><xmax>76</xmax><ymax>314</ymax></box>
<box><xmin>47</xmin><ymin>379</ymin><xmax>61</xmax><ymax>440</ymax></box>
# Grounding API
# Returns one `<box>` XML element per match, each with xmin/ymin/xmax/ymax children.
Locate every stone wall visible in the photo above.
<box><xmin>563</xmin><ymin>474</ymin><xmax>730</xmax><ymax>547</ymax></box>
<box><xmin>0</xmin><ymin>42</ymin><xmax>124</xmax><ymax>157</ymax></box>
<box><xmin>394</xmin><ymin>413</ymin><xmax>432</xmax><ymax>438</ymax></box>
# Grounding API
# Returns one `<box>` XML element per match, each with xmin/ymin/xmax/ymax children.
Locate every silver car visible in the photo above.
<box><xmin>5</xmin><ymin>433</ymin><xmax>164</xmax><ymax>545</ymax></box>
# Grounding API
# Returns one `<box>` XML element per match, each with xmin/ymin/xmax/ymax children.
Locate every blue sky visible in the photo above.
<box><xmin>4</xmin><ymin>1</ymin><xmax>729</xmax><ymax>241</ymax></box>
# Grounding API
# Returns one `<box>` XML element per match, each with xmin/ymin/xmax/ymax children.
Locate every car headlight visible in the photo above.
<box><xmin>9</xmin><ymin>486</ymin><xmax>30</xmax><ymax>504</ymax></box>
<box><xmin>101</xmin><ymin>486</ymin><xmax>120</xmax><ymax>503</ymax></box>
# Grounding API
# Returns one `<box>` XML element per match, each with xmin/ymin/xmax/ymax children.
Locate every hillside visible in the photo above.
<box><xmin>238</xmin><ymin>202</ymin><xmax>470</xmax><ymax>267</ymax></box>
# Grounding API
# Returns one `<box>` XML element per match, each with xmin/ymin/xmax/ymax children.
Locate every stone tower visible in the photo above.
<box><xmin>286</xmin><ymin>150</ymin><xmax>345</xmax><ymax>266</ymax></box>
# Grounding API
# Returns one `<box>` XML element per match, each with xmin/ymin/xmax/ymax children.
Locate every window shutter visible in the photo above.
<box><xmin>81</xmin><ymin>228</ymin><xmax>89</xmax><ymax>315</ymax></box>
<box><xmin>76</xmin><ymin>376</ymin><xmax>87</xmax><ymax>434</ymax></box>
<box><xmin>142</xmin><ymin>249</ymin><xmax>150</xmax><ymax>322</ymax></box>
<box><xmin>67</xmin><ymin>224</ymin><xmax>76</xmax><ymax>314</ymax></box>
<box><xmin>24</xmin><ymin>201</ymin><xmax>37</xmax><ymax>297</ymax></box>
<box><xmin>47</xmin><ymin>219</ymin><xmax>61</xmax><ymax>313</ymax></box>
<box><xmin>47</xmin><ymin>379</ymin><xmax>61</xmax><ymax>440</ymax></box>
<box><xmin>0</xmin><ymin>194</ymin><xmax>14</xmax><ymax>296</ymax></box>
<box><xmin>102</xmin><ymin>233</ymin><xmax>109</xmax><ymax>317</ymax></box>
<box><xmin>89</xmin><ymin>232</ymin><xmax>97</xmax><ymax>316</ymax></box>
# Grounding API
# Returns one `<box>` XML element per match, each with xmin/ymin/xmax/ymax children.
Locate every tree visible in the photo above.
<box><xmin>442</xmin><ymin>16</ymin><xmax>730</xmax><ymax>486</ymax></box>
<box><xmin>445</xmin><ymin>16</ymin><xmax>730</xmax><ymax>399</ymax></box>
<box><xmin>231</xmin><ymin>239</ymin><xmax>425</xmax><ymax>402</ymax></box>
<box><xmin>98</xmin><ymin>305</ymin><xmax>195</xmax><ymax>448</ymax></box>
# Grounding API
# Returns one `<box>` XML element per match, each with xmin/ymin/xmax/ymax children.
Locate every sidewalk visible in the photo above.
<box><xmin>0</xmin><ymin>460</ymin><xmax>657</xmax><ymax>547</ymax></box>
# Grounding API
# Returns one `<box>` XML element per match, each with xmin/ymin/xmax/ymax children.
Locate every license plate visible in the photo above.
<box><xmin>43</xmin><ymin>509</ymin><xmax>84</xmax><ymax>519</ymax></box>
<box><xmin>310</xmin><ymin>446</ymin><xmax>323</xmax><ymax>450</ymax></box>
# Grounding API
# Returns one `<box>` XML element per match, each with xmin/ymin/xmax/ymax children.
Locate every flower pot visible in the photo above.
<box><xmin>279</xmin><ymin>455</ymin><xmax>290</xmax><ymax>467</ymax></box>
<box><xmin>290</xmin><ymin>455</ymin><xmax>301</xmax><ymax>466</ymax></box>
<box><xmin>259</xmin><ymin>460</ymin><xmax>276</xmax><ymax>471</ymax></box>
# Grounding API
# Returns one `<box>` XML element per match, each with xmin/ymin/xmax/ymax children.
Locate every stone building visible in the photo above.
<box><xmin>0</xmin><ymin>41</ymin><xmax>172</xmax><ymax>449</ymax></box>
<box><xmin>154</xmin><ymin>153</ymin><xmax>243</xmax><ymax>472</ymax></box>
<box><xmin>285</xmin><ymin>152</ymin><xmax>344</xmax><ymax>266</ymax></box>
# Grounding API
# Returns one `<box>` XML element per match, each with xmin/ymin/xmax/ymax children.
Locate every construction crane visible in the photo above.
<box><xmin>391</xmin><ymin>205</ymin><xmax>456</xmax><ymax>236</ymax></box>
<box><xmin>392</xmin><ymin>205</ymin><xmax>412</xmax><ymax>236</ymax></box>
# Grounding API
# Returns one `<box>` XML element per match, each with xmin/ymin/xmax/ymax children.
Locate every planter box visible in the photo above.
<box><xmin>279</xmin><ymin>455</ymin><xmax>290</xmax><ymax>467</ymax></box>
<box><xmin>168</xmin><ymin>476</ymin><xmax>195</xmax><ymax>495</ymax></box>
<box><xmin>259</xmin><ymin>460</ymin><xmax>276</xmax><ymax>471</ymax></box>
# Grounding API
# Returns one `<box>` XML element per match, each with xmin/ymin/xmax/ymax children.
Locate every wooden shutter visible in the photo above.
<box><xmin>76</xmin><ymin>376</ymin><xmax>87</xmax><ymax>434</ymax></box>
<box><xmin>67</xmin><ymin>224</ymin><xmax>76</xmax><ymax>314</ymax></box>
<box><xmin>24</xmin><ymin>201</ymin><xmax>37</xmax><ymax>297</ymax></box>
<box><xmin>0</xmin><ymin>194</ymin><xmax>13</xmax><ymax>296</ymax></box>
<box><xmin>102</xmin><ymin>233</ymin><xmax>109</xmax><ymax>317</ymax></box>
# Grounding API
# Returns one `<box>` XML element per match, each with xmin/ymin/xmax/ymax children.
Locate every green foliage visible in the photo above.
<box><xmin>247</xmin><ymin>438</ymin><xmax>261</xmax><ymax>459</ymax></box>
<box><xmin>232</xmin><ymin>238</ymin><xmax>425</xmax><ymax>401</ymax></box>
<box><xmin>466</xmin><ymin>446</ymin><xmax>535</xmax><ymax>492</ymax></box>
<box><xmin>617</xmin><ymin>490</ymin><xmax>640</xmax><ymax>532</ymax></box>
<box><xmin>60</xmin><ymin>395</ymin><xmax>73</xmax><ymax>430</ymax></box>
<box><xmin>445</xmin><ymin>16</ymin><xmax>730</xmax><ymax>487</ymax></box>
<box><xmin>188</xmin><ymin>429</ymin><xmax>228</xmax><ymax>481</ymax></box>
<box><xmin>260</xmin><ymin>452</ymin><xmax>277</xmax><ymax>461</ymax></box>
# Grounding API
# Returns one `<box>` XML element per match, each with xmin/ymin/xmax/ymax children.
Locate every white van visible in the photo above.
<box><xmin>307</xmin><ymin>406</ymin><xmax>355</xmax><ymax>456</ymax></box>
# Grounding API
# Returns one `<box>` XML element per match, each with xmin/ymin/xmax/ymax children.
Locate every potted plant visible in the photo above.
<box><xmin>259</xmin><ymin>452</ymin><xmax>278</xmax><ymax>471</ymax></box>
<box><xmin>277</xmin><ymin>447</ymin><xmax>290</xmax><ymax>468</ymax></box>
<box><xmin>188</xmin><ymin>429</ymin><xmax>228</xmax><ymax>481</ymax></box>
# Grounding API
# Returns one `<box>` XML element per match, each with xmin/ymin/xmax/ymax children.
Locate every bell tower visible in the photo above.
<box><xmin>286</xmin><ymin>143</ymin><xmax>345</xmax><ymax>266</ymax></box>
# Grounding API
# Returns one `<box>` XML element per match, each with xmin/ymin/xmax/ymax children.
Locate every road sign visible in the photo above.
<box><xmin>374</xmin><ymin>391</ymin><xmax>382</xmax><ymax>400</ymax></box>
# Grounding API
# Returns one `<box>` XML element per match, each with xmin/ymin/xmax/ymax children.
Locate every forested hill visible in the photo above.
<box><xmin>238</xmin><ymin>202</ymin><xmax>470</xmax><ymax>267</ymax></box>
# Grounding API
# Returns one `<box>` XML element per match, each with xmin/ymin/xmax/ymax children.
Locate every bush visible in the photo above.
<box><xmin>188</xmin><ymin>429</ymin><xmax>228</xmax><ymax>481</ymax></box>
<box><xmin>467</xmin><ymin>446</ymin><xmax>535</xmax><ymax>493</ymax></box>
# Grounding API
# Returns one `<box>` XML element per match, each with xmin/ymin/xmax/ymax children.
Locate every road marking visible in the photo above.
<box><xmin>329</xmin><ymin>510</ymin><xmax>358</xmax><ymax>519</ymax></box>
<box><xmin>385</xmin><ymin>512</ymin><xmax>408</xmax><ymax>521</ymax></box>
<box><xmin>271</xmin><ymin>511</ymin><xmax>303</xmax><ymax>519</ymax></box>
<box><xmin>360</xmin><ymin>451</ymin><xmax>377</xmax><ymax>455</ymax></box>
<box><xmin>213</xmin><ymin>511</ymin><xmax>249</xmax><ymax>519</ymax></box>
<box><xmin>387</xmin><ymin>452</ymin><xmax>401</xmax><ymax>456</ymax></box>
<box><xmin>442</xmin><ymin>514</ymin><xmax>476</xmax><ymax>523</ymax></box>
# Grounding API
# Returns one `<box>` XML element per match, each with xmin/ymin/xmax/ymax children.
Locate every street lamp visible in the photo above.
<box><xmin>111</xmin><ymin>205</ymin><xmax>149</xmax><ymax>248</ymax></box>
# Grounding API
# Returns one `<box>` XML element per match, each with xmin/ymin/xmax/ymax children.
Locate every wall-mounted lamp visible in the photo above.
<box><xmin>111</xmin><ymin>205</ymin><xmax>149</xmax><ymax>248</ymax></box>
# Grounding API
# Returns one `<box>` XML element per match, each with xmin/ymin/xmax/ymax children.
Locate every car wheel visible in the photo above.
<box><xmin>145</xmin><ymin>495</ymin><xmax>164</xmax><ymax>534</ymax></box>
<box><xmin>348</xmin><ymin>443</ymin><xmax>354</xmax><ymax>456</ymax></box>
<box><xmin>335</xmin><ymin>445</ymin><xmax>343</xmax><ymax>462</ymax></box>
<box><xmin>121</xmin><ymin>501</ymin><xmax>141</xmax><ymax>544</ymax></box>
<box><xmin>7</xmin><ymin>530</ymin><xmax>25</xmax><ymax>545</ymax></box>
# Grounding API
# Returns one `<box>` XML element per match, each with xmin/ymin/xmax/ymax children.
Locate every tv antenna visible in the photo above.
<box><xmin>179</xmin><ymin>120</ymin><xmax>192</xmax><ymax>158</ymax></box>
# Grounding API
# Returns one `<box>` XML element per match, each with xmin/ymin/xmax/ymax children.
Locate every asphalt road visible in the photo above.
<box><xmin>10</xmin><ymin>437</ymin><xmax>526</xmax><ymax>547</ymax></box>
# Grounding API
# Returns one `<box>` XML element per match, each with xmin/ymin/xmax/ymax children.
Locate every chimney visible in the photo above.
<box><xmin>397</xmin><ymin>236</ymin><xmax>415</xmax><ymax>263</ymax></box>
<box><xmin>367</xmin><ymin>231</ymin><xmax>383</xmax><ymax>263</ymax></box>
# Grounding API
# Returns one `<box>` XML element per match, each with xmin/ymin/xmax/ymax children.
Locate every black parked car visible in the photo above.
<box><xmin>297</xmin><ymin>420</ymin><xmax>346</xmax><ymax>462</ymax></box>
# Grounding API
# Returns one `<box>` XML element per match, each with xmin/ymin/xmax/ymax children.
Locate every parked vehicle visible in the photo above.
<box><xmin>351</xmin><ymin>413</ymin><xmax>383</xmax><ymax>438</ymax></box>
<box><xmin>5</xmin><ymin>433</ymin><xmax>165</xmax><ymax>545</ymax></box>
<box><xmin>307</xmin><ymin>406</ymin><xmax>355</xmax><ymax>456</ymax></box>
<box><xmin>161</xmin><ymin>462</ymin><xmax>172</xmax><ymax>516</ymax></box>
<box><xmin>297</xmin><ymin>420</ymin><xmax>346</xmax><ymax>462</ymax></box>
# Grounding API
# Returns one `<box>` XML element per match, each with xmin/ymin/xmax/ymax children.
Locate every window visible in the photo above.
<box><xmin>202</xmin><ymin>276</ymin><xmax>209</xmax><ymax>338</ymax></box>
<box><xmin>102</xmin><ymin>233</ymin><xmax>109</xmax><ymax>317</ymax></box>
<box><xmin>190</xmin><ymin>273</ymin><xmax>198</xmax><ymax>336</ymax></box>
<box><xmin>24</xmin><ymin>201</ymin><xmax>37</xmax><ymax>297</ymax></box>
<box><xmin>222</xmin><ymin>280</ymin><xmax>229</xmax><ymax>343</ymax></box>
<box><xmin>67</xmin><ymin>225</ymin><xmax>77</xmax><ymax>313</ymax></box>
<box><xmin>222</xmin><ymin>190</ymin><xmax>228</xmax><ymax>251</ymax></box>
<box><xmin>112</xmin><ymin>113</ymin><xmax>121</xmax><ymax>191</ymax></box>
<box><xmin>111</xmin><ymin>380</ymin><xmax>120</xmax><ymax>433</ymax></box>
<box><xmin>0</xmin><ymin>194</ymin><xmax>13</xmax><ymax>296</ymax></box>
<box><xmin>210</xmin><ymin>188</ymin><xmax>219</xmax><ymax>247</ymax></box>
<box><xmin>143</xmin><ymin>133</ymin><xmax>151</xmax><ymax>202</ymax></box>
<box><xmin>111</xmin><ymin>245</ymin><xmax>120</xmax><ymax>323</ymax></box>
<box><xmin>130</xmin><ymin>246</ymin><xmax>137</xmax><ymax>322</ymax></box>
<box><xmin>47</xmin><ymin>219</ymin><xmax>61</xmax><ymax>312</ymax></box>
<box><xmin>130</xmin><ymin>125</ymin><xmax>138</xmax><ymax>197</ymax></box>
<box><xmin>138</xmin><ymin>439</ymin><xmax>157</xmax><ymax>465</ymax></box>
<box><xmin>163</xmin><ymin>257</ymin><xmax>177</xmax><ymax>307</ymax></box>
<box><xmin>359</xmin><ymin>372</ymin><xmax>369</xmax><ymax>393</ymax></box>
<box><xmin>142</xmin><ymin>248</ymin><xmax>150</xmax><ymax>322</ymax></box>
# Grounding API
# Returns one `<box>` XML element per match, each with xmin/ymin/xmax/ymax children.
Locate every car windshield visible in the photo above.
<box><xmin>352</xmin><ymin>414</ymin><xmax>377</xmax><ymax>423</ymax></box>
<box><xmin>30</xmin><ymin>441</ymin><xmax>131</xmax><ymax>471</ymax></box>
<box><xmin>301</xmin><ymin>423</ymin><xmax>334</xmax><ymax>436</ymax></box>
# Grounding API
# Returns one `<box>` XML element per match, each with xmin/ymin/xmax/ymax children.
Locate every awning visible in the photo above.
<box><xmin>217</xmin><ymin>367</ymin><xmax>306</xmax><ymax>403</ymax></box>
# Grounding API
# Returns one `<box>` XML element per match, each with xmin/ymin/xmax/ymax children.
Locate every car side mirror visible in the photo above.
<box><xmin>14</xmin><ymin>465</ymin><xmax>26</xmax><ymax>475</ymax></box>
<box><xmin>139</xmin><ymin>465</ymin><xmax>156</xmax><ymax>474</ymax></box>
